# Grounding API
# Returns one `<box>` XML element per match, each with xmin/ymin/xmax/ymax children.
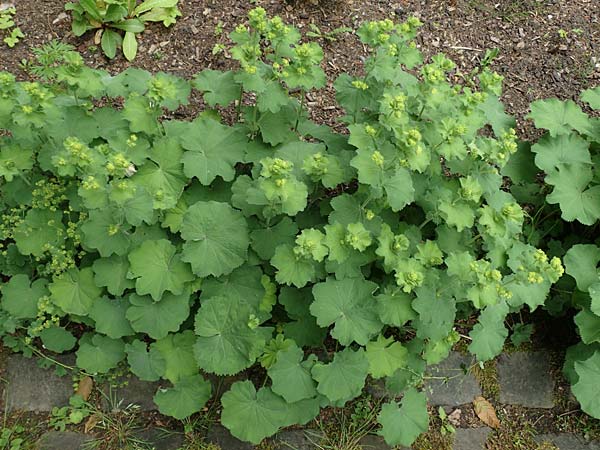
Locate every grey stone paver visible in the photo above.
<box><xmin>426</xmin><ymin>352</ymin><xmax>482</xmax><ymax>406</ymax></box>
<box><xmin>101</xmin><ymin>376</ymin><xmax>160</xmax><ymax>411</ymax></box>
<box><xmin>206</xmin><ymin>425</ymin><xmax>253</xmax><ymax>450</ymax></box>
<box><xmin>535</xmin><ymin>433</ymin><xmax>600</xmax><ymax>450</ymax></box>
<box><xmin>4</xmin><ymin>355</ymin><xmax>73</xmax><ymax>412</ymax></box>
<box><xmin>497</xmin><ymin>351</ymin><xmax>555</xmax><ymax>408</ymax></box>
<box><xmin>452</xmin><ymin>427</ymin><xmax>491</xmax><ymax>450</ymax></box>
<box><xmin>358</xmin><ymin>434</ymin><xmax>404</xmax><ymax>449</ymax></box>
<box><xmin>272</xmin><ymin>429</ymin><xmax>322</xmax><ymax>449</ymax></box>
<box><xmin>36</xmin><ymin>431</ymin><xmax>93</xmax><ymax>450</ymax></box>
<box><xmin>136</xmin><ymin>428</ymin><xmax>185</xmax><ymax>450</ymax></box>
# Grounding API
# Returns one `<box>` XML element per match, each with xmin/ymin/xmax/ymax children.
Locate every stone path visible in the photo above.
<box><xmin>3</xmin><ymin>351</ymin><xmax>598</xmax><ymax>450</ymax></box>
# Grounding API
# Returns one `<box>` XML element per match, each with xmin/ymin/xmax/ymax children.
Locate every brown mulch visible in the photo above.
<box><xmin>1</xmin><ymin>0</ymin><xmax>598</xmax><ymax>137</ymax></box>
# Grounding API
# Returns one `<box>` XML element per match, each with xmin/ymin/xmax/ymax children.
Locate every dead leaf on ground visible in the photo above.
<box><xmin>84</xmin><ymin>413</ymin><xmax>101</xmax><ymax>434</ymax></box>
<box><xmin>77</xmin><ymin>376</ymin><xmax>94</xmax><ymax>401</ymax></box>
<box><xmin>448</xmin><ymin>408</ymin><xmax>462</xmax><ymax>427</ymax></box>
<box><xmin>473</xmin><ymin>396</ymin><xmax>500</xmax><ymax>428</ymax></box>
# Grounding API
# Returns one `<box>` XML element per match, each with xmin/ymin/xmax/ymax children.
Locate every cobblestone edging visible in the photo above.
<box><xmin>1</xmin><ymin>352</ymin><xmax>598</xmax><ymax>450</ymax></box>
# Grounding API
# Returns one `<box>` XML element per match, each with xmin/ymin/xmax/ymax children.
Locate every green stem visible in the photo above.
<box><xmin>294</xmin><ymin>89</ymin><xmax>306</xmax><ymax>132</ymax></box>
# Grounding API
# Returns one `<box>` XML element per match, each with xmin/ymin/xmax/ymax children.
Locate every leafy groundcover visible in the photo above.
<box><xmin>0</xmin><ymin>9</ymin><xmax>599</xmax><ymax>446</ymax></box>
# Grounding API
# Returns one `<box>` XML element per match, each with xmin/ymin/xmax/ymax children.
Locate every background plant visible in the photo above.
<box><xmin>504</xmin><ymin>87</ymin><xmax>600</xmax><ymax>418</ymax></box>
<box><xmin>65</xmin><ymin>0</ymin><xmax>181</xmax><ymax>61</ymax></box>
<box><xmin>0</xmin><ymin>8</ymin><xmax>593</xmax><ymax>447</ymax></box>
<box><xmin>0</xmin><ymin>5</ymin><xmax>24</xmax><ymax>48</ymax></box>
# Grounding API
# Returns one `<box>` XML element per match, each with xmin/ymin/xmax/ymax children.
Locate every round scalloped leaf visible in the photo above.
<box><xmin>76</xmin><ymin>334</ymin><xmax>125</xmax><ymax>374</ymax></box>
<box><xmin>154</xmin><ymin>375</ymin><xmax>212</xmax><ymax>420</ymax></box>
<box><xmin>180</xmin><ymin>117</ymin><xmax>247</xmax><ymax>185</ymax></box>
<box><xmin>193</xmin><ymin>295</ymin><xmax>270</xmax><ymax>376</ymax></box>
<box><xmin>365</xmin><ymin>335</ymin><xmax>408</xmax><ymax>379</ymax></box>
<box><xmin>574</xmin><ymin>309</ymin><xmax>600</xmax><ymax>345</ymax></box>
<box><xmin>80</xmin><ymin>209</ymin><xmax>131</xmax><ymax>257</ymax></box>
<box><xmin>0</xmin><ymin>274</ymin><xmax>48</xmax><ymax>319</ymax></box>
<box><xmin>127</xmin><ymin>239</ymin><xmax>194</xmax><ymax>301</ymax></box>
<box><xmin>572</xmin><ymin>351</ymin><xmax>600</xmax><ymax>418</ymax></box>
<box><xmin>49</xmin><ymin>267</ymin><xmax>102</xmax><ymax>316</ymax></box>
<box><xmin>92</xmin><ymin>255</ymin><xmax>135</xmax><ymax>296</ymax></box>
<box><xmin>268</xmin><ymin>345</ymin><xmax>317</xmax><ymax>403</ymax></box>
<box><xmin>221</xmin><ymin>381</ymin><xmax>288</xmax><ymax>444</ymax></box>
<box><xmin>88</xmin><ymin>296</ymin><xmax>135</xmax><ymax>339</ymax></box>
<box><xmin>125</xmin><ymin>340</ymin><xmax>166</xmax><ymax>382</ymax></box>
<box><xmin>528</xmin><ymin>99</ymin><xmax>592</xmax><ymax>137</ymax></box>
<box><xmin>126</xmin><ymin>290</ymin><xmax>190</xmax><ymax>340</ymax></box>
<box><xmin>311</xmin><ymin>348</ymin><xmax>368</xmax><ymax>404</ymax></box>
<box><xmin>13</xmin><ymin>209</ymin><xmax>64</xmax><ymax>257</ymax></box>
<box><xmin>468</xmin><ymin>301</ymin><xmax>509</xmax><ymax>362</ymax></box>
<box><xmin>151</xmin><ymin>331</ymin><xmax>198</xmax><ymax>384</ymax></box>
<box><xmin>377</xmin><ymin>388</ymin><xmax>429</xmax><ymax>447</ymax></box>
<box><xmin>310</xmin><ymin>277</ymin><xmax>381</xmax><ymax>346</ymax></box>
<box><xmin>564</xmin><ymin>244</ymin><xmax>600</xmax><ymax>292</ymax></box>
<box><xmin>39</xmin><ymin>326</ymin><xmax>77</xmax><ymax>353</ymax></box>
<box><xmin>181</xmin><ymin>201</ymin><xmax>249</xmax><ymax>277</ymax></box>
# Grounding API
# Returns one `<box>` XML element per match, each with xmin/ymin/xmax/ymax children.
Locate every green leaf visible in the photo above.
<box><xmin>126</xmin><ymin>291</ymin><xmax>190</xmax><ymax>339</ymax></box>
<box><xmin>310</xmin><ymin>277</ymin><xmax>382</xmax><ymax>346</ymax></box>
<box><xmin>271</xmin><ymin>245</ymin><xmax>316</xmax><ymax>288</ymax></box>
<box><xmin>40</xmin><ymin>327</ymin><xmax>77</xmax><ymax>353</ymax></box>
<box><xmin>384</xmin><ymin>168</ymin><xmax>415</xmax><ymax>211</ymax></box>
<box><xmin>180</xmin><ymin>117</ymin><xmax>247</xmax><ymax>185</ymax></box>
<box><xmin>311</xmin><ymin>348</ymin><xmax>369</xmax><ymax>403</ymax></box>
<box><xmin>89</xmin><ymin>296</ymin><xmax>135</xmax><ymax>339</ymax></box>
<box><xmin>134</xmin><ymin>0</ymin><xmax>178</xmax><ymax>15</ymax></box>
<box><xmin>181</xmin><ymin>201</ymin><xmax>249</xmax><ymax>277</ymax></box>
<box><xmin>574</xmin><ymin>309</ymin><xmax>600</xmax><ymax>344</ymax></box>
<box><xmin>0</xmin><ymin>274</ymin><xmax>47</xmax><ymax>319</ymax></box>
<box><xmin>581</xmin><ymin>86</ymin><xmax>600</xmax><ymax>110</ymax></box>
<box><xmin>123</xmin><ymin>94</ymin><xmax>159</xmax><ymax>135</ymax></box>
<box><xmin>377</xmin><ymin>388</ymin><xmax>429</xmax><ymax>447</ymax></box>
<box><xmin>154</xmin><ymin>375</ymin><xmax>212</xmax><ymax>420</ymax></box>
<box><xmin>545</xmin><ymin>166</ymin><xmax>600</xmax><ymax>225</ymax></box>
<box><xmin>468</xmin><ymin>301</ymin><xmax>509</xmax><ymax>361</ymax></box>
<box><xmin>81</xmin><ymin>209</ymin><xmax>131</xmax><ymax>257</ymax></box>
<box><xmin>76</xmin><ymin>334</ymin><xmax>125</xmax><ymax>374</ymax></box>
<box><xmin>250</xmin><ymin>217</ymin><xmax>299</xmax><ymax>260</ymax></box>
<box><xmin>13</xmin><ymin>209</ymin><xmax>64</xmax><ymax>257</ymax></box>
<box><xmin>376</xmin><ymin>290</ymin><xmax>417</xmax><ymax>327</ymax></box>
<box><xmin>123</xmin><ymin>31</ymin><xmax>138</xmax><ymax>61</ymax></box>
<box><xmin>412</xmin><ymin>283</ymin><xmax>456</xmax><ymax>342</ymax></box>
<box><xmin>528</xmin><ymin>98</ymin><xmax>591</xmax><ymax>137</ymax></box>
<box><xmin>365</xmin><ymin>335</ymin><xmax>408</xmax><ymax>379</ymax></box>
<box><xmin>194</xmin><ymin>295</ymin><xmax>270</xmax><ymax>375</ymax></box>
<box><xmin>127</xmin><ymin>239</ymin><xmax>193</xmax><ymax>301</ymax></box>
<box><xmin>279</xmin><ymin>287</ymin><xmax>327</xmax><ymax>348</ymax></box>
<box><xmin>101</xmin><ymin>29</ymin><xmax>121</xmax><ymax>59</ymax></box>
<box><xmin>49</xmin><ymin>268</ymin><xmax>102</xmax><ymax>316</ymax></box>
<box><xmin>572</xmin><ymin>351</ymin><xmax>600</xmax><ymax>418</ymax></box>
<box><xmin>564</xmin><ymin>244</ymin><xmax>600</xmax><ymax>292</ymax></box>
<box><xmin>478</xmin><ymin>95</ymin><xmax>516</xmax><ymax>136</ymax></box>
<box><xmin>133</xmin><ymin>137</ymin><xmax>186</xmax><ymax>209</ymax></box>
<box><xmin>92</xmin><ymin>255</ymin><xmax>135</xmax><ymax>296</ymax></box>
<box><xmin>125</xmin><ymin>340</ymin><xmax>166</xmax><ymax>381</ymax></box>
<box><xmin>151</xmin><ymin>331</ymin><xmax>198</xmax><ymax>383</ymax></box>
<box><xmin>268</xmin><ymin>345</ymin><xmax>317</xmax><ymax>403</ymax></box>
<box><xmin>221</xmin><ymin>381</ymin><xmax>288</xmax><ymax>444</ymax></box>
<box><xmin>531</xmin><ymin>133</ymin><xmax>591</xmax><ymax>174</ymax></box>
<box><xmin>193</xmin><ymin>70</ymin><xmax>239</xmax><ymax>107</ymax></box>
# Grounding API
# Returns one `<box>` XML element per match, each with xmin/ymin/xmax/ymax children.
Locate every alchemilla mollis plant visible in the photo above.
<box><xmin>2</xmin><ymin>8</ymin><xmax>595</xmax><ymax>446</ymax></box>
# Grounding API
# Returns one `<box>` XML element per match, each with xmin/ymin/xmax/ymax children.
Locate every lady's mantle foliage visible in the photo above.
<box><xmin>0</xmin><ymin>8</ymin><xmax>582</xmax><ymax>446</ymax></box>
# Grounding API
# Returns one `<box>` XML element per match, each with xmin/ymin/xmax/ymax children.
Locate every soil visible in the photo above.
<box><xmin>1</xmin><ymin>0</ymin><xmax>599</xmax><ymax>137</ymax></box>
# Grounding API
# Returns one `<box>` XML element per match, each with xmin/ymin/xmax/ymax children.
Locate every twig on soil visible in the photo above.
<box><xmin>450</xmin><ymin>46</ymin><xmax>484</xmax><ymax>52</ymax></box>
